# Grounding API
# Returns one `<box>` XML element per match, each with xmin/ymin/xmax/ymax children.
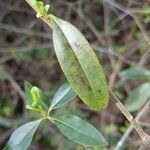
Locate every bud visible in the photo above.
<box><xmin>31</xmin><ymin>87</ymin><xmax>41</xmax><ymax>103</ymax></box>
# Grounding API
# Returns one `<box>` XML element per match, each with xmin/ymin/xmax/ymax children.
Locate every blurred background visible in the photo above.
<box><xmin>0</xmin><ymin>0</ymin><xmax>150</xmax><ymax>149</ymax></box>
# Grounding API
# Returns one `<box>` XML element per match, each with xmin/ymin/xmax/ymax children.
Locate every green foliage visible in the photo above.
<box><xmin>105</xmin><ymin>123</ymin><xmax>117</xmax><ymax>134</ymax></box>
<box><xmin>24</xmin><ymin>81</ymin><xmax>50</xmax><ymax>113</ymax></box>
<box><xmin>26</xmin><ymin>0</ymin><xmax>50</xmax><ymax>17</ymax></box>
<box><xmin>50</xmin><ymin>83</ymin><xmax>77</xmax><ymax>110</ymax></box>
<box><xmin>45</xmin><ymin>15</ymin><xmax>109</xmax><ymax>111</ymax></box>
<box><xmin>4</xmin><ymin>0</ymin><xmax>109</xmax><ymax>148</ymax></box>
<box><xmin>11</xmin><ymin>50</ymin><xmax>33</xmax><ymax>63</ymax></box>
<box><xmin>5</xmin><ymin>119</ymin><xmax>42</xmax><ymax>150</ymax></box>
<box><xmin>138</xmin><ymin>7</ymin><xmax>150</xmax><ymax>14</ymax></box>
<box><xmin>124</xmin><ymin>82</ymin><xmax>150</xmax><ymax>112</ymax></box>
<box><xmin>53</xmin><ymin>115</ymin><xmax>108</xmax><ymax>146</ymax></box>
<box><xmin>120</xmin><ymin>67</ymin><xmax>150</xmax><ymax>112</ymax></box>
<box><xmin>120</xmin><ymin>67</ymin><xmax>150</xmax><ymax>81</ymax></box>
<box><xmin>5</xmin><ymin>81</ymin><xmax>108</xmax><ymax>149</ymax></box>
<box><xmin>26</xmin><ymin>0</ymin><xmax>109</xmax><ymax>111</ymax></box>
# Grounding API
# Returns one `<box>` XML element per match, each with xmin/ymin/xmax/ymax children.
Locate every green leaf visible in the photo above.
<box><xmin>0</xmin><ymin>117</ymin><xmax>13</xmax><ymax>127</ymax></box>
<box><xmin>53</xmin><ymin>115</ymin><xmax>108</xmax><ymax>146</ymax></box>
<box><xmin>24</xmin><ymin>81</ymin><xmax>50</xmax><ymax>112</ymax></box>
<box><xmin>5</xmin><ymin>119</ymin><xmax>42</xmax><ymax>150</ymax></box>
<box><xmin>50</xmin><ymin>83</ymin><xmax>77</xmax><ymax>110</ymax></box>
<box><xmin>30</xmin><ymin>86</ymin><xmax>49</xmax><ymax>110</ymax></box>
<box><xmin>45</xmin><ymin>15</ymin><xmax>109</xmax><ymax>111</ymax></box>
<box><xmin>120</xmin><ymin>67</ymin><xmax>150</xmax><ymax>81</ymax></box>
<box><xmin>124</xmin><ymin>83</ymin><xmax>150</xmax><ymax>112</ymax></box>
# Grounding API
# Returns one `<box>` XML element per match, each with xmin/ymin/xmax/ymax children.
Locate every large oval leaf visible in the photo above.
<box><xmin>53</xmin><ymin>115</ymin><xmax>108</xmax><ymax>146</ymax></box>
<box><xmin>5</xmin><ymin>119</ymin><xmax>42</xmax><ymax>150</ymax></box>
<box><xmin>44</xmin><ymin>15</ymin><xmax>109</xmax><ymax>111</ymax></box>
<box><xmin>50</xmin><ymin>83</ymin><xmax>77</xmax><ymax>110</ymax></box>
<box><xmin>124</xmin><ymin>83</ymin><xmax>150</xmax><ymax>112</ymax></box>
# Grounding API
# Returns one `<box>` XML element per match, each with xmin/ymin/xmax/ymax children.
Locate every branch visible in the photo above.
<box><xmin>110</xmin><ymin>90</ymin><xmax>150</xmax><ymax>150</ymax></box>
<box><xmin>0</xmin><ymin>65</ymin><xmax>26</xmax><ymax>102</ymax></box>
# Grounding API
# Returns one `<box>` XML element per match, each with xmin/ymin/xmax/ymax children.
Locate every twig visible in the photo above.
<box><xmin>138</xmin><ymin>121</ymin><xmax>150</xmax><ymax>128</ymax></box>
<box><xmin>0</xmin><ymin>65</ymin><xmax>26</xmax><ymax>102</ymax></box>
<box><xmin>93</xmin><ymin>45</ymin><xmax>133</xmax><ymax>65</ymax></box>
<box><xmin>115</xmin><ymin>98</ymin><xmax>150</xmax><ymax>150</ymax></box>
<box><xmin>105</xmin><ymin>0</ymin><xmax>150</xmax><ymax>46</ymax></box>
<box><xmin>0</xmin><ymin>22</ymin><xmax>52</xmax><ymax>39</ymax></box>
<box><xmin>0</xmin><ymin>43</ymin><xmax>52</xmax><ymax>53</ymax></box>
<box><xmin>75</xmin><ymin>0</ymin><xmax>104</xmax><ymax>45</ymax></box>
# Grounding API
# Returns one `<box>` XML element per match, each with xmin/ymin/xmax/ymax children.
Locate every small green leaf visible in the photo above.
<box><xmin>5</xmin><ymin>119</ymin><xmax>42</xmax><ymax>150</ymax></box>
<box><xmin>53</xmin><ymin>115</ymin><xmax>108</xmax><ymax>146</ymax></box>
<box><xmin>0</xmin><ymin>117</ymin><xmax>13</xmax><ymax>127</ymax></box>
<box><xmin>31</xmin><ymin>86</ymin><xmax>50</xmax><ymax>110</ymax></box>
<box><xmin>124</xmin><ymin>83</ymin><xmax>150</xmax><ymax>112</ymax></box>
<box><xmin>31</xmin><ymin>87</ymin><xmax>41</xmax><ymax>103</ymax></box>
<box><xmin>24</xmin><ymin>81</ymin><xmax>50</xmax><ymax>112</ymax></box>
<box><xmin>50</xmin><ymin>83</ymin><xmax>77</xmax><ymax>110</ymax></box>
<box><xmin>120</xmin><ymin>67</ymin><xmax>150</xmax><ymax>81</ymax></box>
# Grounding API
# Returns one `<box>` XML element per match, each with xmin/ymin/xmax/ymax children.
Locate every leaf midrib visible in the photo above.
<box><xmin>54</xmin><ymin>117</ymin><xmax>106</xmax><ymax>145</ymax></box>
<box><xmin>10</xmin><ymin>120</ymin><xmax>41</xmax><ymax>149</ymax></box>
<box><xmin>51</xmin><ymin>86</ymin><xmax>72</xmax><ymax>108</ymax></box>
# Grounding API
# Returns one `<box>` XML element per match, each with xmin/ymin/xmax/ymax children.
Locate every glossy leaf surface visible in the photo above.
<box><xmin>50</xmin><ymin>83</ymin><xmax>77</xmax><ymax>110</ymax></box>
<box><xmin>5</xmin><ymin>119</ymin><xmax>42</xmax><ymax>150</ymax></box>
<box><xmin>48</xmin><ymin>15</ymin><xmax>109</xmax><ymax>111</ymax></box>
<box><xmin>53</xmin><ymin>115</ymin><xmax>108</xmax><ymax>146</ymax></box>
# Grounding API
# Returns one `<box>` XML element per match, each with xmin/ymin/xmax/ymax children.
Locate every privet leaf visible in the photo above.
<box><xmin>120</xmin><ymin>67</ymin><xmax>150</xmax><ymax>81</ymax></box>
<box><xmin>124</xmin><ymin>83</ymin><xmax>150</xmax><ymax>112</ymax></box>
<box><xmin>5</xmin><ymin>119</ymin><xmax>42</xmax><ymax>150</ymax></box>
<box><xmin>50</xmin><ymin>83</ymin><xmax>77</xmax><ymax>110</ymax></box>
<box><xmin>53</xmin><ymin>115</ymin><xmax>108</xmax><ymax>146</ymax></box>
<box><xmin>26</xmin><ymin>0</ymin><xmax>109</xmax><ymax>111</ymax></box>
<box><xmin>50</xmin><ymin>15</ymin><xmax>109</xmax><ymax>111</ymax></box>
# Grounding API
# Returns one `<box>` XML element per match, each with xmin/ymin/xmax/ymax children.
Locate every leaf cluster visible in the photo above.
<box><xmin>4</xmin><ymin>82</ymin><xmax>108</xmax><ymax>150</ymax></box>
